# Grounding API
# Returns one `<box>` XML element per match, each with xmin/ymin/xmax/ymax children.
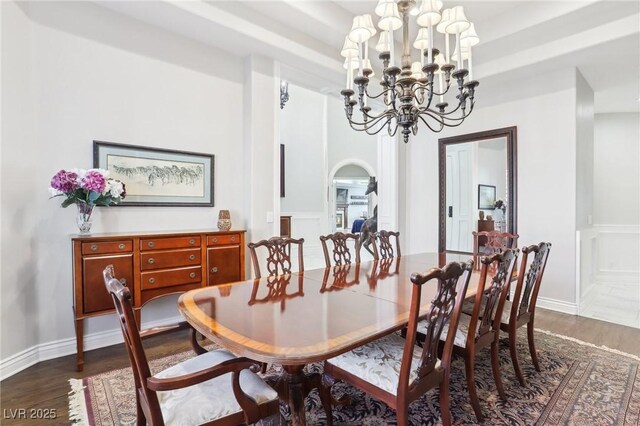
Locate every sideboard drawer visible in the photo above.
<box><xmin>140</xmin><ymin>248</ymin><xmax>201</xmax><ymax>271</ymax></box>
<box><xmin>82</xmin><ymin>240</ymin><xmax>132</xmax><ymax>255</ymax></box>
<box><xmin>140</xmin><ymin>266</ymin><xmax>202</xmax><ymax>290</ymax></box>
<box><xmin>140</xmin><ymin>236</ymin><xmax>201</xmax><ymax>251</ymax></box>
<box><xmin>207</xmin><ymin>234</ymin><xmax>241</xmax><ymax>246</ymax></box>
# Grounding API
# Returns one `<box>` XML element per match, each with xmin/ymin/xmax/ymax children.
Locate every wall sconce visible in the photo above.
<box><xmin>280</xmin><ymin>80</ymin><xmax>289</xmax><ymax>109</ymax></box>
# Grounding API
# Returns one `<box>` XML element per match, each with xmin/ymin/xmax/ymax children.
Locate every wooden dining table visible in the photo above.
<box><xmin>178</xmin><ymin>252</ymin><xmax>478</xmax><ymax>425</ymax></box>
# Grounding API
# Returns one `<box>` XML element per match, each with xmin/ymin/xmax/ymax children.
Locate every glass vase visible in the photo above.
<box><xmin>76</xmin><ymin>203</ymin><xmax>94</xmax><ymax>234</ymax></box>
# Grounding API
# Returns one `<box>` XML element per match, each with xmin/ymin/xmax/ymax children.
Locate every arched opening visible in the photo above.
<box><xmin>328</xmin><ymin>162</ymin><xmax>376</xmax><ymax>235</ymax></box>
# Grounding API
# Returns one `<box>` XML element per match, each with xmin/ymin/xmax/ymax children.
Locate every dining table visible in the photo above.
<box><xmin>178</xmin><ymin>252</ymin><xmax>479</xmax><ymax>426</ymax></box>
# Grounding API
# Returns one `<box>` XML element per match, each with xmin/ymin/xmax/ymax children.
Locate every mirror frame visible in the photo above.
<box><xmin>438</xmin><ymin>126</ymin><xmax>518</xmax><ymax>253</ymax></box>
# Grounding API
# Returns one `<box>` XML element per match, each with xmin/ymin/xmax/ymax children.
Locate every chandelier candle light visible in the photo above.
<box><xmin>340</xmin><ymin>0</ymin><xmax>479</xmax><ymax>143</ymax></box>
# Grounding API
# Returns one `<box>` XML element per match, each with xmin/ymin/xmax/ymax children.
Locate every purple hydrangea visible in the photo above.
<box><xmin>81</xmin><ymin>170</ymin><xmax>107</xmax><ymax>193</ymax></box>
<box><xmin>50</xmin><ymin>170</ymin><xmax>79</xmax><ymax>193</ymax></box>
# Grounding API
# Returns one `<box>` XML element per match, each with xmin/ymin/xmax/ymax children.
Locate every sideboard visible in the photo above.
<box><xmin>72</xmin><ymin>229</ymin><xmax>245</xmax><ymax>371</ymax></box>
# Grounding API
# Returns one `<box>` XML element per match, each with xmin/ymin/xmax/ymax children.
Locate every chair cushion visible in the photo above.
<box><xmin>154</xmin><ymin>349</ymin><xmax>278</xmax><ymax>426</ymax></box>
<box><xmin>419</xmin><ymin>314</ymin><xmax>476</xmax><ymax>348</ymax></box>
<box><xmin>326</xmin><ymin>333</ymin><xmax>440</xmax><ymax>396</ymax></box>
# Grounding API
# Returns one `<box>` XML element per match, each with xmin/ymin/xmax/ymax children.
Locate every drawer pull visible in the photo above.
<box><xmin>119</xmin><ymin>278</ymin><xmax>127</xmax><ymax>285</ymax></box>
<box><xmin>148</xmin><ymin>277</ymin><xmax>156</xmax><ymax>284</ymax></box>
<box><xmin>118</xmin><ymin>243</ymin><xmax>126</xmax><ymax>250</ymax></box>
<box><xmin>189</xmin><ymin>272</ymin><xmax>196</xmax><ymax>279</ymax></box>
<box><xmin>231</xmin><ymin>236</ymin><xmax>236</xmax><ymax>242</ymax></box>
<box><xmin>90</xmin><ymin>244</ymin><xmax>98</xmax><ymax>252</ymax></box>
<box><xmin>148</xmin><ymin>258</ymin><xmax>155</xmax><ymax>264</ymax></box>
<box><xmin>212</xmin><ymin>237</ymin><xmax>218</xmax><ymax>243</ymax></box>
<box><xmin>189</xmin><ymin>254</ymin><xmax>196</xmax><ymax>261</ymax></box>
<box><xmin>189</xmin><ymin>239</ymin><xmax>196</xmax><ymax>245</ymax></box>
<box><xmin>148</xmin><ymin>241</ymin><xmax>155</xmax><ymax>248</ymax></box>
<box><xmin>210</xmin><ymin>267</ymin><xmax>218</xmax><ymax>273</ymax></box>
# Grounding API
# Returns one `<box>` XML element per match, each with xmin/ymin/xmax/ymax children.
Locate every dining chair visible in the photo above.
<box><xmin>248</xmin><ymin>236</ymin><xmax>304</xmax><ymax>278</ymax></box>
<box><xmin>500</xmin><ymin>242</ymin><xmax>551</xmax><ymax>385</ymax></box>
<box><xmin>422</xmin><ymin>250</ymin><xmax>518</xmax><ymax>422</ymax></box>
<box><xmin>319</xmin><ymin>232</ymin><xmax>361</xmax><ymax>267</ymax></box>
<box><xmin>102</xmin><ymin>265</ymin><xmax>281</xmax><ymax>426</ymax></box>
<box><xmin>472</xmin><ymin>230</ymin><xmax>518</xmax><ymax>269</ymax></box>
<box><xmin>372</xmin><ymin>230</ymin><xmax>401</xmax><ymax>260</ymax></box>
<box><xmin>321</xmin><ymin>260</ymin><xmax>474</xmax><ymax>426</ymax></box>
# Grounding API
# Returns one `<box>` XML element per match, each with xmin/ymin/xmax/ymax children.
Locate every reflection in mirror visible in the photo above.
<box><xmin>439</xmin><ymin>127</ymin><xmax>517</xmax><ymax>253</ymax></box>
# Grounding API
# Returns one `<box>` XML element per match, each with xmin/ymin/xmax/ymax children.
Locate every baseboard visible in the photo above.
<box><xmin>0</xmin><ymin>315</ymin><xmax>183</xmax><ymax>381</ymax></box>
<box><xmin>536</xmin><ymin>296</ymin><xmax>578</xmax><ymax>315</ymax></box>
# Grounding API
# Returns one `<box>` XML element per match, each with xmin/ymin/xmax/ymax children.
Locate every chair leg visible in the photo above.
<box><xmin>260</xmin><ymin>362</ymin><xmax>268</xmax><ymax>374</ymax></box>
<box><xmin>320</xmin><ymin>374</ymin><xmax>335</xmax><ymax>426</ymax></box>
<box><xmin>508</xmin><ymin>329</ymin><xmax>526</xmax><ymax>386</ymax></box>
<box><xmin>396</xmin><ymin>403</ymin><xmax>409</xmax><ymax>426</ymax></box>
<box><xmin>527</xmin><ymin>322</ymin><xmax>541</xmax><ymax>372</ymax></box>
<box><xmin>135</xmin><ymin>400</ymin><xmax>145</xmax><ymax>426</ymax></box>
<box><xmin>439</xmin><ymin>379</ymin><xmax>452</xmax><ymax>426</ymax></box>
<box><xmin>464</xmin><ymin>355</ymin><xmax>484</xmax><ymax>422</ymax></box>
<box><xmin>491</xmin><ymin>340</ymin><xmax>507</xmax><ymax>400</ymax></box>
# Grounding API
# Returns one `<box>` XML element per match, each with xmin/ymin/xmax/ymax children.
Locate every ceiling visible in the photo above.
<box><xmin>97</xmin><ymin>0</ymin><xmax>640</xmax><ymax>113</ymax></box>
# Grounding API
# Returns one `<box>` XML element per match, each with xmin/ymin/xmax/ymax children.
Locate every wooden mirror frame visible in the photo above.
<box><xmin>438</xmin><ymin>126</ymin><xmax>518</xmax><ymax>253</ymax></box>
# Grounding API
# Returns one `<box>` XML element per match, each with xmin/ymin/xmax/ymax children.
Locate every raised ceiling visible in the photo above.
<box><xmin>98</xmin><ymin>0</ymin><xmax>639</xmax><ymax>113</ymax></box>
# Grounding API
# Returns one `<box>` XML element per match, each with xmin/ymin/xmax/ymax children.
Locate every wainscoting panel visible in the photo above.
<box><xmin>578</xmin><ymin>225</ymin><xmax>640</xmax><ymax>328</ymax></box>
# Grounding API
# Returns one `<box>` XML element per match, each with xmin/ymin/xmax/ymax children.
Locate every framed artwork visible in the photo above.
<box><xmin>336</xmin><ymin>188</ymin><xmax>348</xmax><ymax>204</ymax></box>
<box><xmin>93</xmin><ymin>141</ymin><xmax>214</xmax><ymax>206</ymax></box>
<box><xmin>478</xmin><ymin>184</ymin><xmax>496</xmax><ymax>210</ymax></box>
<box><xmin>280</xmin><ymin>143</ymin><xmax>285</xmax><ymax>198</ymax></box>
<box><xmin>335</xmin><ymin>211</ymin><xmax>344</xmax><ymax>229</ymax></box>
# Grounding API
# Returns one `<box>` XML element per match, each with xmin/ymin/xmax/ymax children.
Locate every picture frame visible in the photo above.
<box><xmin>280</xmin><ymin>144</ymin><xmax>285</xmax><ymax>198</ymax></box>
<box><xmin>335</xmin><ymin>211</ymin><xmax>344</xmax><ymax>229</ymax></box>
<box><xmin>336</xmin><ymin>188</ymin><xmax>348</xmax><ymax>204</ymax></box>
<box><xmin>478</xmin><ymin>184</ymin><xmax>496</xmax><ymax>210</ymax></box>
<box><xmin>93</xmin><ymin>141</ymin><xmax>214</xmax><ymax>206</ymax></box>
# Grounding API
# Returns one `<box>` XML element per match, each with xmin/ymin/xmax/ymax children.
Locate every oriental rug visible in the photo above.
<box><xmin>69</xmin><ymin>329</ymin><xmax>640</xmax><ymax>425</ymax></box>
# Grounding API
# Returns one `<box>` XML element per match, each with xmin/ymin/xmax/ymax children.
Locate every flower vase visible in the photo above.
<box><xmin>76</xmin><ymin>203</ymin><xmax>94</xmax><ymax>234</ymax></box>
<box><xmin>217</xmin><ymin>210</ymin><xmax>231</xmax><ymax>231</ymax></box>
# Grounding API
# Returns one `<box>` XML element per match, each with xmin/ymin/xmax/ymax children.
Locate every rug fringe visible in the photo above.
<box><xmin>68</xmin><ymin>378</ymin><xmax>90</xmax><ymax>425</ymax></box>
<box><xmin>535</xmin><ymin>328</ymin><xmax>640</xmax><ymax>362</ymax></box>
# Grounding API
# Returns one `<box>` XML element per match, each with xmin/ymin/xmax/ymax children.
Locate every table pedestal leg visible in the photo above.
<box><xmin>265</xmin><ymin>365</ymin><xmax>322</xmax><ymax>426</ymax></box>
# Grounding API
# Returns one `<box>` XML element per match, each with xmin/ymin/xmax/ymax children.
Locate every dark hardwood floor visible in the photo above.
<box><xmin>1</xmin><ymin>308</ymin><xmax>638</xmax><ymax>425</ymax></box>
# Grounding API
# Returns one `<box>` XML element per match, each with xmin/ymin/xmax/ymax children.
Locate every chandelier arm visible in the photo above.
<box><xmin>417</xmin><ymin>114</ymin><xmax>446</xmax><ymax>133</ymax></box>
<box><xmin>346</xmin><ymin>109</ymin><xmax>395</xmax><ymax>127</ymax></box>
<box><xmin>365</xmin><ymin>117</ymin><xmax>396</xmax><ymax>135</ymax></box>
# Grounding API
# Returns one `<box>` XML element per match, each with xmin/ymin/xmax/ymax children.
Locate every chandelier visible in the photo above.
<box><xmin>340</xmin><ymin>0</ymin><xmax>479</xmax><ymax>143</ymax></box>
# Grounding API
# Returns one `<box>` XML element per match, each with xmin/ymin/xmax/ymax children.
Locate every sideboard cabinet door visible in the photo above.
<box><xmin>83</xmin><ymin>254</ymin><xmax>134</xmax><ymax>314</ymax></box>
<box><xmin>207</xmin><ymin>246</ymin><xmax>241</xmax><ymax>286</ymax></box>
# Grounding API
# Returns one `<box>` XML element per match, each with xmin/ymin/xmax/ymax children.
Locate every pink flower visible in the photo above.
<box><xmin>80</xmin><ymin>170</ymin><xmax>106</xmax><ymax>193</ymax></box>
<box><xmin>50</xmin><ymin>170</ymin><xmax>79</xmax><ymax>193</ymax></box>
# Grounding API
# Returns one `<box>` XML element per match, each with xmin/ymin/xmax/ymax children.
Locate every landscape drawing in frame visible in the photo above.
<box><xmin>478</xmin><ymin>184</ymin><xmax>496</xmax><ymax>210</ymax></box>
<box><xmin>93</xmin><ymin>141</ymin><xmax>214</xmax><ymax>206</ymax></box>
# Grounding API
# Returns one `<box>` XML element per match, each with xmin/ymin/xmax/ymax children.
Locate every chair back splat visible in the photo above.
<box><xmin>248</xmin><ymin>236</ymin><xmax>304</xmax><ymax>278</ymax></box>
<box><xmin>512</xmin><ymin>242</ymin><xmax>551</xmax><ymax>321</ymax></box>
<box><xmin>470</xmin><ymin>249</ymin><xmax>519</xmax><ymax>344</ymax></box>
<box><xmin>401</xmin><ymin>261</ymin><xmax>474</xmax><ymax>395</ymax></box>
<box><xmin>372</xmin><ymin>230</ymin><xmax>401</xmax><ymax>260</ymax></box>
<box><xmin>319</xmin><ymin>232</ymin><xmax>361</xmax><ymax>267</ymax></box>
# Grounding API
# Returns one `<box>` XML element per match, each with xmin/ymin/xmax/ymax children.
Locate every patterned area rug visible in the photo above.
<box><xmin>69</xmin><ymin>330</ymin><xmax>640</xmax><ymax>425</ymax></box>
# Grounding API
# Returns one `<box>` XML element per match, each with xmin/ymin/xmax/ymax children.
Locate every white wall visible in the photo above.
<box><xmin>1</xmin><ymin>2</ymin><xmax>247</xmax><ymax>370</ymax></box>
<box><xmin>475</xmin><ymin>140</ymin><xmax>508</xmax><ymax>218</ymax></box>
<box><xmin>326</xmin><ymin>95</ymin><xmax>377</xmax><ymax>177</ymax></box>
<box><xmin>593</xmin><ymin>113</ymin><xmax>640</xmax><ymax>225</ymax></box>
<box><xmin>405</xmin><ymin>68</ymin><xmax>578</xmax><ymax>308</ymax></box>
<box><xmin>280</xmin><ymin>84</ymin><xmax>325</xmax><ymax>213</ymax></box>
<box><xmin>575</xmin><ymin>71</ymin><xmax>595</xmax><ymax>230</ymax></box>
